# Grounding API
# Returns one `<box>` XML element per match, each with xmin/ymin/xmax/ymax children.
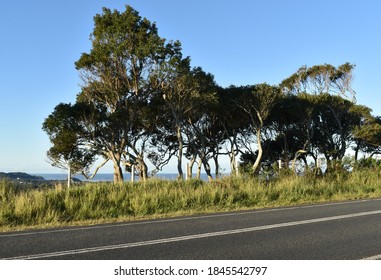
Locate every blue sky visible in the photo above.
<box><xmin>1</xmin><ymin>0</ymin><xmax>380</xmax><ymax>174</ymax></box>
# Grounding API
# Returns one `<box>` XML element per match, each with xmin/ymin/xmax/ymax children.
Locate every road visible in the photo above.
<box><xmin>1</xmin><ymin>198</ymin><xmax>381</xmax><ymax>260</ymax></box>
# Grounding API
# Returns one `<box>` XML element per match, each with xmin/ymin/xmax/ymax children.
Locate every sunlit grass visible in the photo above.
<box><xmin>1</xmin><ymin>169</ymin><xmax>381</xmax><ymax>231</ymax></box>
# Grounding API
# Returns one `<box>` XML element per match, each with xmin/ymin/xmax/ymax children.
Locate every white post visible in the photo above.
<box><xmin>278</xmin><ymin>160</ymin><xmax>282</xmax><ymax>170</ymax></box>
<box><xmin>186</xmin><ymin>163</ymin><xmax>190</xmax><ymax>180</ymax></box>
<box><xmin>131</xmin><ymin>165</ymin><xmax>135</xmax><ymax>183</ymax></box>
<box><xmin>67</xmin><ymin>167</ymin><xmax>71</xmax><ymax>189</ymax></box>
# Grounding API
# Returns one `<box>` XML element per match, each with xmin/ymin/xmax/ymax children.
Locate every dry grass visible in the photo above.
<box><xmin>1</xmin><ymin>169</ymin><xmax>381</xmax><ymax>232</ymax></box>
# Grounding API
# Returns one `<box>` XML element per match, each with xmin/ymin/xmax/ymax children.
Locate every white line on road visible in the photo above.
<box><xmin>4</xmin><ymin>209</ymin><xmax>381</xmax><ymax>260</ymax></box>
<box><xmin>1</xmin><ymin>198</ymin><xmax>380</xmax><ymax>238</ymax></box>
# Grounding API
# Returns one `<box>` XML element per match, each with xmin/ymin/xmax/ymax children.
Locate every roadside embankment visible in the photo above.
<box><xmin>1</xmin><ymin>170</ymin><xmax>381</xmax><ymax>232</ymax></box>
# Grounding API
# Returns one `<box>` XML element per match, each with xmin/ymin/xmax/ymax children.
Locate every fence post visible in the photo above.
<box><xmin>131</xmin><ymin>165</ymin><xmax>135</xmax><ymax>183</ymax></box>
<box><xmin>67</xmin><ymin>167</ymin><xmax>71</xmax><ymax>189</ymax></box>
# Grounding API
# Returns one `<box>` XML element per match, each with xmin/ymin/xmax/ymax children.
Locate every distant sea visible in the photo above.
<box><xmin>32</xmin><ymin>173</ymin><xmax>211</xmax><ymax>182</ymax></box>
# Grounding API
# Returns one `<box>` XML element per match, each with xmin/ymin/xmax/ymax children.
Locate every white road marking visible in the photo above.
<box><xmin>4</xmin><ymin>209</ymin><xmax>381</xmax><ymax>260</ymax></box>
<box><xmin>1</xmin><ymin>198</ymin><xmax>380</xmax><ymax>238</ymax></box>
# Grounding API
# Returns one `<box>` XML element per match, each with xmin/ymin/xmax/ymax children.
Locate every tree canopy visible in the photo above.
<box><xmin>43</xmin><ymin>5</ymin><xmax>381</xmax><ymax>183</ymax></box>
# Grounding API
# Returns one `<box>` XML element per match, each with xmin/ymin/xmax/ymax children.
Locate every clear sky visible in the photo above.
<box><xmin>1</xmin><ymin>0</ymin><xmax>380</xmax><ymax>174</ymax></box>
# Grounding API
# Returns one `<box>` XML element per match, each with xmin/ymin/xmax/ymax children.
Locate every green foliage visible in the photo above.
<box><xmin>44</xmin><ymin>5</ymin><xmax>186</xmax><ymax>183</ymax></box>
<box><xmin>354</xmin><ymin>157</ymin><xmax>381</xmax><ymax>171</ymax></box>
<box><xmin>42</xmin><ymin>102</ymin><xmax>96</xmax><ymax>174</ymax></box>
<box><xmin>280</xmin><ymin>62</ymin><xmax>356</xmax><ymax>100</ymax></box>
<box><xmin>43</xmin><ymin>3</ymin><xmax>381</xmax><ymax>183</ymax></box>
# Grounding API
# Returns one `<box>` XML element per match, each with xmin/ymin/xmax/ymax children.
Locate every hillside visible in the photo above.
<box><xmin>0</xmin><ymin>172</ymin><xmax>45</xmax><ymax>181</ymax></box>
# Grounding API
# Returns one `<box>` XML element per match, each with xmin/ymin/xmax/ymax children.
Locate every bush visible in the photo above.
<box><xmin>354</xmin><ymin>157</ymin><xmax>381</xmax><ymax>171</ymax></box>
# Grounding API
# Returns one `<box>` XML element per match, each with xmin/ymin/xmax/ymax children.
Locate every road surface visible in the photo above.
<box><xmin>1</xmin><ymin>198</ymin><xmax>381</xmax><ymax>259</ymax></box>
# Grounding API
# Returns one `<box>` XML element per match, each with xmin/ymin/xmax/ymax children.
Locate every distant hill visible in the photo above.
<box><xmin>0</xmin><ymin>172</ymin><xmax>45</xmax><ymax>181</ymax></box>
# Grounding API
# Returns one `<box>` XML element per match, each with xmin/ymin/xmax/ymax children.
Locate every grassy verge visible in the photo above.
<box><xmin>1</xmin><ymin>169</ymin><xmax>381</xmax><ymax>232</ymax></box>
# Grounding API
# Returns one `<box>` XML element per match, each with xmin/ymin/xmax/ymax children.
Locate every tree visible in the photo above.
<box><xmin>264</xmin><ymin>93</ymin><xmax>311</xmax><ymax>172</ymax></box>
<box><xmin>42</xmin><ymin>103</ymin><xmax>96</xmax><ymax>188</ymax></box>
<box><xmin>310</xmin><ymin>95</ymin><xmax>357</xmax><ymax>165</ymax></box>
<box><xmin>235</xmin><ymin>84</ymin><xmax>282</xmax><ymax>174</ymax></box>
<box><xmin>185</xmin><ymin>94</ymin><xmax>223</xmax><ymax>181</ymax></box>
<box><xmin>217</xmin><ymin>86</ymin><xmax>248</xmax><ymax>176</ymax></box>
<box><xmin>352</xmin><ymin>112</ymin><xmax>381</xmax><ymax>159</ymax></box>
<box><xmin>73</xmin><ymin>5</ymin><xmax>180</xmax><ymax>182</ymax></box>
<box><xmin>153</xmin><ymin>58</ymin><xmax>218</xmax><ymax>180</ymax></box>
<box><xmin>280</xmin><ymin>63</ymin><xmax>357</xmax><ymax>173</ymax></box>
<box><xmin>281</xmin><ymin>63</ymin><xmax>356</xmax><ymax>101</ymax></box>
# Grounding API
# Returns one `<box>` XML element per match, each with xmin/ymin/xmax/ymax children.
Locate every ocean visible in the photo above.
<box><xmin>33</xmin><ymin>173</ymin><xmax>211</xmax><ymax>182</ymax></box>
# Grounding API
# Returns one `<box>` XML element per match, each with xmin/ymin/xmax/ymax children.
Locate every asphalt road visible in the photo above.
<box><xmin>1</xmin><ymin>198</ymin><xmax>381</xmax><ymax>260</ymax></box>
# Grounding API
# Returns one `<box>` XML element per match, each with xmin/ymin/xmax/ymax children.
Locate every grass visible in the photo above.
<box><xmin>1</xmin><ymin>169</ymin><xmax>381</xmax><ymax>232</ymax></box>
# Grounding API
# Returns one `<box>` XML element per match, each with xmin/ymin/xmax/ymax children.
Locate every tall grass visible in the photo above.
<box><xmin>1</xmin><ymin>169</ymin><xmax>381</xmax><ymax>231</ymax></box>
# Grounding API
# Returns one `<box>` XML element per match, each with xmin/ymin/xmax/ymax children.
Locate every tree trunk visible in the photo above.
<box><xmin>282</xmin><ymin>132</ymin><xmax>290</xmax><ymax>169</ymax></box>
<box><xmin>339</xmin><ymin>138</ymin><xmax>347</xmax><ymax>160</ymax></box>
<box><xmin>67</xmin><ymin>166</ymin><xmax>72</xmax><ymax>189</ymax></box>
<box><xmin>292</xmin><ymin>150</ymin><xmax>307</xmax><ymax>173</ymax></box>
<box><xmin>354</xmin><ymin>145</ymin><xmax>359</xmax><ymax>161</ymax></box>
<box><xmin>196</xmin><ymin>157</ymin><xmax>202</xmax><ymax>179</ymax></box>
<box><xmin>229</xmin><ymin>152</ymin><xmax>236</xmax><ymax>176</ymax></box>
<box><xmin>252</xmin><ymin>127</ymin><xmax>263</xmax><ymax>174</ymax></box>
<box><xmin>141</xmin><ymin>161</ymin><xmax>148</xmax><ymax>181</ymax></box>
<box><xmin>113</xmin><ymin>164</ymin><xmax>124</xmax><ymax>183</ymax></box>
<box><xmin>202</xmin><ymin>160</ymin><xmax>213</xmax><ymax>181</ymax></box>
<box><xmin>188</xmin><ymin>155</ymin><xmax>197</xmax><ymax>179</ymax></box>
<box><xmin>228</xmin><ymin>138</ymin><xmax>239</xmax><ymax>176</ymax></box>
<box><xmin>228</xmin><ymin>144</ymin><xmax>239</xmax><ymax>176</ymax></box>
<box><xmin>223</xmin><ymin>125</ymin><xmax>239</xmax><ymax>176</ymax></box>
<box><xmin>137</xmin><ymin>154</ymin><xmax>148</xmax><ymax>182</ymax></box>
<box><xmin>213</xmin><ymin>155</ymin><xmax>219</xmax><ymax>178</ymax></box>
<box><xmin>109</xmin><ymin>152</ymin><xmax>124</xmax><ymax>183</ymax></box>
<box><xmin>176</xmin><ymin>125</ymin><xmax>184</xmax><ymax>180</ymax></box>
<box><xmin>227</xmin><ymin>137</ymin><xmax>239</xmax><ymax>176</ymax></box>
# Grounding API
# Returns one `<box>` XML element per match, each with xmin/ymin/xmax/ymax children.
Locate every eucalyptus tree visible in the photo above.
<box><xmin>281</xmin><ymin>63</ymin><xmax>356</xmax><ymax>101</ymax></box>
<box><xmin>307</xmin><ymin>94</ymin><xmax>364</xmax><ymax>172</ymax></box>
<box><xmin>269</xmin><ymin>93</ymin><xmax>373</xmax><ymax>174</ymax></box>
<box><xmin>151</xmin><ymin>58</ymin><xmax>193</xmax><ymax>180</ymax></box>
<box><xmin>217</xmin><ymin>86</ymin><xmax>248</xmax><ymax>175</ymax></box>
<box><xmin>279</xmin><ymin>63</ymin><xmax>357</xmax><ymax>172</ymax></box>
<box><xmin>73</xmin><ymin>5</ymin><xmax>181</xmax><ymax>182</ymax></box>
<box><xmin>267</xmin><ymin>93</ymin><xmax>313</xmax><ymax>171</ymax></box>
<box><xmin>185</xmin><ymin>68</ymin><xmax>221</xmax><ymax>180</ymax></box>
<box><xmin>185</xmin><ymin>92</ymin><xmax>224</xmax><ymax>180</ymax></box>
<box><xmin>235</xmin><ymin>83</ymin><xmax>282</xmax><ymax>174</ymax></box>
<box><xmin>352</xmin><ymin>111</ymin><xmax>381</xmax><ymax>159</ymax></box>
<box><xmin>42</xmin><ymin>103</ymin><xmax>97</xmax><ymax>188</ymax></box>
<box><xmin>152</xmin><ymin>57</ymin><xmax>218</xmax><ymax>180</ymax></box>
